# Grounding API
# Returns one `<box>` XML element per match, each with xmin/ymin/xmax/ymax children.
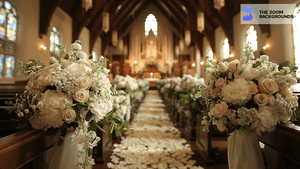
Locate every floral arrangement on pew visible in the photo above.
<box><xmin>6</xmin><ymin>41</ymin><xmax>128</xmax><ymax>168</ymax></box>
<box><xmin>195</xmin><ymin>43</ymin><xmax>299</xmax><ymax>136</ymax></box>
<box><xmin>175</xmin><ymin>75</ymin><xmax>205</xmax><ymax>127</ymax></box>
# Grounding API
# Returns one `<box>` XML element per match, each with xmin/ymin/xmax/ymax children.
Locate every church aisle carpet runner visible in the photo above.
<box><xmin>107</xmin><ymin>90</ymin><xmax>204</xmax><ymax>169</ymax></box>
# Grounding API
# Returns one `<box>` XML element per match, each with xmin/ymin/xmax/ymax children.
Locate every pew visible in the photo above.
<box><xmin>0</xmin><ymin>129</ymin><xmax>55</xmax><ymax>169</ymax></box>
<box><xmin>258</xmin><ymin>122</ymin><xmax>300</xmax><ymax>169</ymax></box>
<box><xmin>94</xmin><ymin>123</ymin><xmax>113</xmax><ymax>164</ymax></box>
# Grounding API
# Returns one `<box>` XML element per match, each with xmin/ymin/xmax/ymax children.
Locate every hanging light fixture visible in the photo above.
<box><xmin>197</xmin><ymin>11</ymin><xmax>205</xmax><ymax>33</ymax></box>
<box><xmin>179</xmin><ymin>40</ymin><xmax>184</xmax><ymax>51</ymax></box>
<box><xmin>185</xmin><ymin>30</ymin><xmax>191</xmax><ymax>47</ymax></box>
<box><xmin>82</xmin><ymin>0</ymin><xmax>93</xmax><ymax>11</ymax></box>
<box><xmin>175</xmin><ymin>45</ymin><xmax>179</xmax><ymax>56</ymax></box>
<box><xmin>102</xmin><ymin>12</ymin><xmax>109</xmax><ymax>33</ymax></box>
<box><xmin>112</xmin><ymin>31</ymin><xmax>118</xmax><ymax>47</ymax></box>
<box><xmin>214</xmin><ymin>0</ymin><xmax>225</xmax><ymax>11</ymax></box>
<box><xmin>118</xmin><ymin>39</ymin><xmax>124</xmax><ymax>52</ymax></box>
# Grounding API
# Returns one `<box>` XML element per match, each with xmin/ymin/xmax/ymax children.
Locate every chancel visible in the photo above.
<box><xmin>1</xmin><ymin>0</ymin><xmax>300</xmax><ymax>169</ymax></box>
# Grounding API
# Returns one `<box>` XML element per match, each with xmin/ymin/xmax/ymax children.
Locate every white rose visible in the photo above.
<box><xmin>29</xmin><ymin>113</ymin><xmax>47</xmax><ymax>130</ymax></box>
<box><xmin>221</xmin><ymin>78</ymin><xmax>252</xmax><ymax>105</ymax></box>
<box><xmin>78</xmin><ymin>76</ymin><xmax>92</xmax><ymax>89</ymax></box>
<box><xmin>260</xmin><ymin>55</ymin><xmax>269</xmax><ymax>62</ymax></box>
<box><xmin>81</xmin><ymin>59</ymin><xmax>91</xmax><ymax>66</ymax></box>
<box><xmin>90</xmin><ymin>101</ymin><xmax>113</xmax><ymax>122</ymax></box>
<box><xmin>278</xmin><ymin>85</ymin><xmax>292</xmax><ymax>96</ymax></box>
<box><xmin>50</xmin><ymin>56</ymin><xmax>58</xmax><ymax>64</ymax></box>
<box><xmin>253</xmin><ymin>93</ymin><xmax>269</xmax><ymax>106</ymax></box>
<box><xmin>228</xmin><ymin>59</ymin><xmax>240</xmax><ymax>73</ymax></box>
<box><xmin>42</xmin><ymin>90</ymin><xmax>72</xmax><ymax>109</ymax></box>
<box><xmin>215</xmin><ymin>78</ymin><xmax>226</xmax><ymax>89</ymax></box>
<box><xmin>76</xmin><ymin>51</ymin><xmax>88</xmax><ymax>60</ymax></box>
<box><xmin>243</xmin><ymin>67</ymin><xmax>260</xmax><ymax>80</ymax></box>
<box><xmin>218</xmin><ymin>62</ymin><xmax>228</xmax><ymax>73</ymax></box>
<box><xmin>258</xmin><ymin>78</ymin><xmax>279</xmax><ymax>94</ymax></box>
<box><xmin>63</xmin><ymin>107</ymin><xmax>76</xmax><ymax>124</ymax></box>
<box><xmin>73</xmin><ymin>89</ymin><xmax>89</xmax><ymax>103</ymax></box>
<box><xmin>249</xmin><ymin>81</ymin><xmax>258</xmax><ymax>95</ymax></box>
<box><xmin>37</xmin><ymin>72</ymin><xmax>53</xmax><ymax>87</ymax></box>
<box><xmin>252</xmin><ymin>106</ymin><xmax>277</xmax><ymax>135</ymax></box>
<box><xmin>212</xmin><ymin>102</ymin><xmax>228</xmax><ymax>118</ymax></box>
<box><xmin>40</xmin><ymin>63</ymin><xmax>61</xmax><ymax>73</ymax></box>
<box><xmin>69</xmin><ymin>42</ymin><xmax>82</xmax><ymax>51</ymax></box>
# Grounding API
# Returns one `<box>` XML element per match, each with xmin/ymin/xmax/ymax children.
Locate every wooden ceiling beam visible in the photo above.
<box><xmin>39</xmin><ymin>0</ymin><xmax>62</xmax><ymax>38</ymax></box>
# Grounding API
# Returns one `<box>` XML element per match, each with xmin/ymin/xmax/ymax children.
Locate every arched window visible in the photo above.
<box><xmin>145</xmin><ymin>14</ymin><xmax>157</xmax><ymax>37</ymax></box>
<box><xmin>50</xmin><ymin>26</ymin><xmax>60</xmax><ymax>56</ymax></box>
<box><xmin>206</xmin><ymin>47</ymin><xmax>213</xmax><ymax>61</ymax></box>
<box><xmin>293</xmin><ymin>5</ymin><xmax>300</xmax><ymax>77</ymax></box>
<box><xmin>223</xmin><ymin>38</ymin><xmax>230</xmax><ymax>60</ymax></box>
<box><xmin>0</xmin><ymin>1</ymin><xmax>17</xmax><ymax>78</ymax></box>
<box><xmin>246</xmin><ymin>26</ymin><xmax>257</xmax><ymax>51</ymax></box>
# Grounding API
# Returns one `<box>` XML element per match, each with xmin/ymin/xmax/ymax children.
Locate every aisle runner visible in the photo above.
<box><xmin>107</xmin><ymin>91</ymin><xmax>204</xmax><ymax>169</ymax></box>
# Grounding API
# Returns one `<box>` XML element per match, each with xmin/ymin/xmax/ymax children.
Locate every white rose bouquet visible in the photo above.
<box><xmin>196</xmin><ymin>43</ymin><xmax>299</xmax><ymax>136</ymax></box>
<box><xmin>6</xmin><ymin>40</ymin><xmax>128</xmax><ymax>168</ymax></box>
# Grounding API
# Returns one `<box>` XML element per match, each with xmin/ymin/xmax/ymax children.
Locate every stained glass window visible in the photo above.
<box><xmin>5</xmin><ymin>55</ymin><xmax>13</xmax><ymax>78</ymax></box>
<box><xmin>294</xmin><ymin>5</ymin><xmax>300</xmax><ymax>77</ymax></box>
<box><xmin>50</xmin><ymin>26</ymin><xmax>60</xmax><ymax>56</ymax></box>
<box><xmin>0</xmin><ymin>54</ymin><xmax>3</xmax><ymax>77</ymax></box>
<box><xmin>145</xmin><ymin>14</ymin><xmax>157</xmax><ymax>37</ymax></box>
<box><xmin>0</xmin><ymin>1</ymin><xmax>17</xmax><ymax>79</ymax></box>
<box><xmin>223</xmin><ymin>38</ymin><xmax>230</xmax><ymax>60</ymax></box>
<box><xmin>246</xmin><ymin>26</ymin><xmax>257</xmax><ymax>51</ymax></box>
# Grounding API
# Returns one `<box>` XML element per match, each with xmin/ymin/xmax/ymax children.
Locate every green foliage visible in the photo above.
<box><xmin>243</xmin><ymin>42</ymin><xmax>254</xmax><ymax>64</ymax></box>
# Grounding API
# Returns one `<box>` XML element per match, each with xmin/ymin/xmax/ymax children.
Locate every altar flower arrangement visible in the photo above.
<box><xmin>196</xmin><ymin>44</ymin><xmax>298</xmax><ymax>136</ymax></box>
<box><xmin>6</xmin><ymin>41</ymin><xmax>128</xmax><ymax>168</ymax></box>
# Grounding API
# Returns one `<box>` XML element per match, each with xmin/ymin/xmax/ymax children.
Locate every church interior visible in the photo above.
<box><xmin>0</xmin><ymin>0</ymin><xmax>300</xmax><ymax>169</ymax></box>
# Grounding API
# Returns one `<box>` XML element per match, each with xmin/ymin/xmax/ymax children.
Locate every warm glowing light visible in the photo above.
<box><xmin>134</xmin><ymin>60</ymin><xmax>137</xmax><ymax>64</ymax></box>
<box><xmin>200</xmin><ymin>61</ymin><xmax>204</xmax><ymax>65</ymax></box>
<box><xmin>213</xmin><ymin>59</ymin><xmax>216</xmax><ymax>62</ymax></box>
<box><xmin>39</xmin><ymin>44</ymin><xmax>47</xmax><ymax>51</ymax></box>
<box><xmin>150</xmin><ymin>72</ymin><xmax>153</xmax><ymax>76</ymax></box>
<box><xmin>109</xmin><ymin>63</ymin><xmax>112</xmax><ymax>67</ymax></box>
<box><xmin>192</xmin><ymin>63</ymin><xmax>195</xmax><ymax>67</ymax></box>
<box><xmin>263</xmin><ymin>44</ymin><xmax>270</xmax><ymax>50</ymax></box>
<box><xmin>230</xmin><ymin>53</ymin><xmax>234</xmax><ymax>58</ymax></box>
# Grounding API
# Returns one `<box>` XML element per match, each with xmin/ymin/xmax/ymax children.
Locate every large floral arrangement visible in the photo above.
<box><xmin>6</xmin><ymin>41</ymin><xmax>127</xmax><ymax>168</ymax></box>
<box><xmin>196</xmin><ymin>44</ymin><xmax>298</xmax><ymax>136</ymax></box>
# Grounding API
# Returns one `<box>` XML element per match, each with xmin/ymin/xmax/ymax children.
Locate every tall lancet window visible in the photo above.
<box><xmin>50</xmin><ymin>26</ymin><xmax>60</xmax><ymax>56</ymax></box>
<box><xmin>206</xmin><ymin>47</ymin><xmax>213</xmax><ymax>61</ymax></box>
<box><xmin>246</xmin><ymin>26</ymin><xmax>257</xmax><ymax>51</ymax></box>
<box><xmin>293</xmin><ymin>5</ymin><xmax>300</xmax><ymax>77</ymax></box>
<box><xmin>223</xmin><ymin>38</ymin><xmax>230</xmax><ymax>60</ymax></box>
<box><xmin>145</xmin><ymin>14</ymin><xmax>157</xmax><ymax>37</ymax></box>
<box><xmin>0</xmin><ymin>1</ymin><xmax>17</xmax><ymax>78</ymax></box>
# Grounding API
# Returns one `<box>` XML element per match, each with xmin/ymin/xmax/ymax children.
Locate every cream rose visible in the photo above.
<box><xmin>228</xmin><ymin>59</ymin><xmax>240</xmax><ymax>73</ymax></box>
<box><xmin>268</xmin><ymin>95</ymin><xmax>275</xmax><ymax>105</ymax></box>
<box><xmin>73</xmin><ymin>88</ymin><xmax>89</xmax><ymax>103</ymax></box>
<box><xmin>218</xmin><ymin>62</ymin><xmax>228</xmax><ymax>73</ymax></box>
<box><xmin>29</xmin><ymin>113</ymin><xmax>47</xmax><ymax>130</ymax></box>
<box><xmin>81</xmin><ymin>59</ymin><xmax>91</xmax><ymax>66</ymax></box>
<box><xmin>40</xmin><ymin>63</ymin><xmax>61</xmax><ymax>73</ymax></box>
<box><xmin>249</xmin><ymin>81</ymin><xmax>259</xmax><ymax>95</ymax></box>
<box><xmin>63</xmin><ymin>107</ymin><xmax>76</xmax><ymax>124</ymax></box>
<box><xmin>37</xmin><ymin>72</ymin><xmax>53</xmax><ymax>87</ymax></box>
<box><xmin>258</xmin><ymin>78</ymin><xmax>279</xmax><ymax>94</ymax></box>
<box><xmin>61</xmin><ymin>59</ymin><xmax>73</xmax><ymax>69</ymax></box>
<box><xmin>253</xmin><ymin>93</ymin><xmax>269</xmax><ymax>106</ymax></box>
<box><xmin>286</xmin><ymin>96</ymin><xmax>299</xmax><ymax>107</ymax></box>
<box><xmin>243</xmin><ymin>67</ymin><xmax>260</xmax><ymax>80</ymax></box>
<box><xmin>278</xmin><ymin>85</ymin><xmax>292</xmax><ymax>96</ymax></box>
<box><xmin>78</xmin><ymin>76</ymin><xmax>92</xmax><ymax>89</ymax></box>
<box><xmin>39</xmin><ymin>108</ymin><xmax>64</xmax><ymax>128</ymax></box>
<box><xmin>213</xmin><ymin>102</ymin><xmax>228</xmax><ymax>118</ymax></box>
<box><xmin>221</xmin><ymin>78</ymin><xmax>252</xmax><ymax>105</ymax></box>
<box><xmin>215</xmin><ymin>78</ymin><xmax>226</xmax><ymax>89</ymax></box>
<box><xmin>42</xmin><ymin>90</ymin><xmax>72</xmax><ymax>109</ymax></box>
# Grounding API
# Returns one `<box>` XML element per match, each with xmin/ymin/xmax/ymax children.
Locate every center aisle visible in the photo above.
<box><xmin>106</xmin><ymin>90</ymin><xmax>204</xmax><ymax>169</ymax></box>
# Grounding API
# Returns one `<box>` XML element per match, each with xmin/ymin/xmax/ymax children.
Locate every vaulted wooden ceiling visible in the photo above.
<box><xmin>39</xmin><ymin>0</ymin><xmax>269</xmax><ymax>55</ymax></box>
